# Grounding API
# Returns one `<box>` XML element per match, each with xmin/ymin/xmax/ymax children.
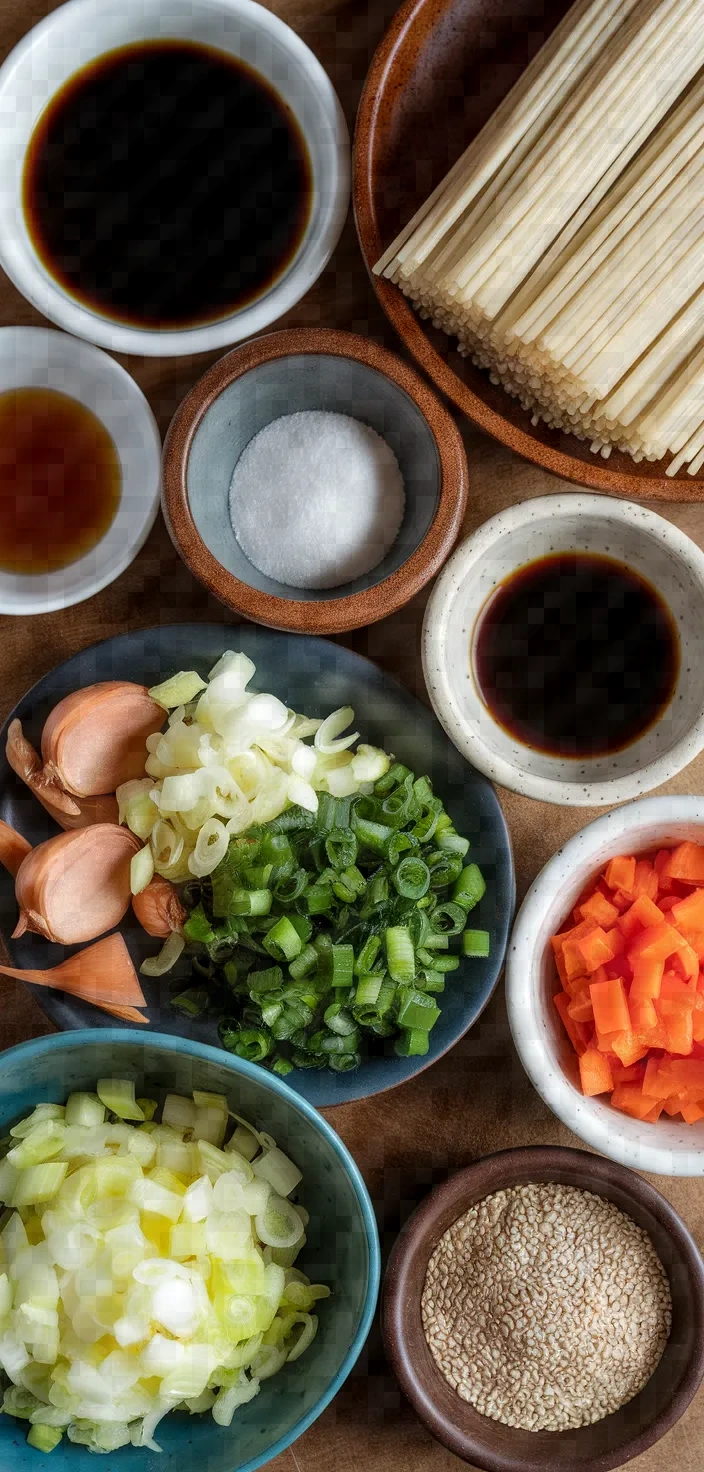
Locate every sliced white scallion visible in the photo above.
<box><xmin>140</xmin><ymin>930</ymin><xmax>185</xmax><ymax>977</ymax></box>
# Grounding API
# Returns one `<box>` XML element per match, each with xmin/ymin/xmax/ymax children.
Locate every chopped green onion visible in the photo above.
<box><xmin>452</xmin><ymin>863</ymin><xmax>487</xmax><ymax>912</ymax></box>
<box><xmin>394</xmin><ymin>1028</ymin><xmax>430</xmax><ymax>1057</ymax></box>
<box><xmin>183</xmin><ymin>904</ymin><xmax>216</xmax><ymax>944</ymax></box>
<box><xmin>462</xmin><ymin>929</ymin><xmax>491</xmax><ymax>958</ymax></box>
<box><xmin>396</xmin><ymin>988</ymin><xmax>440</xmax><ymax>1032</ymax></box>
<box><xmin>328</xmin><ymin>1052</ymin><xmax>361</xmax><ymax>1073</ymax></box>
<box><xmin>352</xmin><ymin>815</ymin><xmax>393</xmax><ymax>853</ymax></box>
<box><xmin>230</xmin><ymin>888</ymin><xmax>273</xmax><ymax>917</ymax></box>
<box><xmin>330</xmin><ymin>945</ymin><xmax>354</xmax><ymax>989</ymax></box>
<box><xmin>374</xmin><ymin>762</ymin><xmax>411</xmax><ymax>795</ymax></box>
<box><xmin>27</xmin><ymin>1425</ymin><xmax>63</xmax><ymax>1453</ymax></box>
<box><xmin>354</xmin><ymin>934</ymin><xmax>381</xmax><ymax>975</ymax></box>
<box><xmin>230</xmin><ymin>1029</ymin><xmax>273</xmax><ymax>1063</ymax></box>
<box><xmin>272</xmin><ymin>1057</ymin><xmax>294</xmax><ymax>1077</ymax></box>
<box><xmin>393</xmin><ymin>856</ymin><xmax>430</xmax><ymax>899</ymax></box>
<box><xmin>264</xmin><ymin>918</ymin><xmax>304</xmax><ymax>963</ymax></box>
<box><xmin>353</xmin><ymin>975</ymin><xmax>382</xmax><ymax>1008</ymax></box>
<box><xmin>248</xmin><ymin>966</ymin><xmax>284</xmax><ymax>994</ymax></box>
<box><xmin>429</xmin><ymin>901</ymin><xmax>467</xmax><ymax>936</ymax></box>
<box><xmin>436</xmin><ymin>832</ymin><xmax>470</xmax><ymax>856</ymax></box>
<box><xmin>288</xmin><ymin>944</ymin><xmax>318</xmax><ymax>981</ymax></box>
<box><xmin>323</xmin><ymin>1003</ymin><xmax>357</xmax><ymax>1036</ymax></box>
<box><xmin>386</xmin><ymin>926</ymin><xmax>415</xmax><ymax>983</ymax></box>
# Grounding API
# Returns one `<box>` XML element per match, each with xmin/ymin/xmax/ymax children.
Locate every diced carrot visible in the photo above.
<box><xmin>657</xmin><ymin>1003</ymin><xmax>694</xmax><ymax>1057</ymax></box>
<box><xmin>677</xmin><ymin>927</ymin><xmax>704</xmax><ymax>960</ymax></box>
<box><xmin>630</xmin><ymin>955</ymin><xmax>664</xmax><ymax>1003</ymax></box>
<box><xmin>617</xmin><ymin>894</ymin><xmax>665</xmax><ymax>939</ymax></box>
<box><xmin>604</xmin><ymin>926</ymin><xmax>626</xmax><ymax>958</ymax></box>
<box><xmin>671</xmin><ymin>942</ymin><xmax>699</xmax><ymax>983</ymax></box>
<box><xmin>633</xmin><ymin>860</ymin><xmax>659</xmax><ymax>901</ymax></box>
<box><xmin>562</xmin><ymin>938</ymin><xmax>590</xmax><ymax>982</ymax></box>
<box><xmin>578</xmin><ymin>927</ymin><xmax>619</xmax><ymax>973</ymax></box>
<box><xmin>640</xmin><ymin>1016</ymin><xmax>669</xmax><ymax>1051</ymax></box>
<box><xmin>579</xmin><ymin>1046</ymin><xmax>614</xmax><ymax>1097</ymax></box>
<box><xmin>681</xmin><ymin>1099</ymin><xmax>704</xmax><ymax>1123</ymax></box>
<box><xmin>590</xmin><ymin>975</ymin><xmax>630</xmax><ymax>1035</ymax></box>
<box><xmin>671</xmin><ymin>889</ymin><xmax>704</xmax><ymax>932</ymax></box>
<box><xmin>612</xmin><ymin>1062</ymin><xmax>646</xmax><ymax>1084</ymax></box>
<box><xmin>668</xmin><ymin>841</ymin><xmax>704</xmax><ymax>884</ymax></box>
<box><xmin>551</xmin><ymin>917</ymin><xmax>599</xmax><ymax>955</ymax></box>
<box><xmin>595</xmin><ymin>1030</ymin><xmax>620</xmax><ymax>1054</ymax></box>
<box><xmin>568</xmin><ymin>987</ymin><xmax>594</xmax><ymax>1023</ymax></box>
<box><xmin>657</xmin><ymin>894</ymin><xmax>680</xmax><ymax>912</ymax></box>
<box><xmin>629</xmin><ymin>996</ymin><xmax>658</xmax><ymax>1031</ymax></box>
<box><xmin>662</xmin><ymin>1092</ymin><xmax>687</xmax><ymax>1117</ymax></box>
<box><xmin>659</xmin><ymin>971</ymin><xmax>696</xmax><ymax>1012</ymax></box>
<box><xmin>578</xmin><ymin>891</ymin><xmax>620</xmax><ymax>929</ymax></box>
<box><xmin>667</xmin><ymin>1058</ymin><xmax>704</xmax><ymax>1092</ymax></box>
<box><xmin>693</xmin><ymin>993</ymin><xmax>704</xmax><ymax>1044</ymax></box>
<box><xmin>611</xmin><ymin>1083</ymin><xmax>656</xmax><ymax>1120</ymax></box>
<box><xmin>654</xmin><ymin>848</ymin><xmax>673</xmax><ymax>879</ymax></box>
<box><xmin>610</xmin><ymin>1031</ymin><xmax>650</xmax><ymax>1068</ymax></box>
<box><xmin>628</xmin><ymin>922</ymin><xmax>682</xmax><ymax>964</ymax></box>
<box><xmin>643</xmin><ymin>1055</ymin><xmax>675</xmax><ymax>1100</ymax></box>
<box><xmin>644</xmin><ymin>1100</ymin><xmax>665</xmax><ymax>1122</ymax></box>
<box><xmin>553</xmin><ymin>993</ymin><xmax>591</xmax><ymax>1056</ymax></box>
<box><xmin>604</xmin><ymin>856</ymin><xmax>636</xmax><ymax>893</ymax></box>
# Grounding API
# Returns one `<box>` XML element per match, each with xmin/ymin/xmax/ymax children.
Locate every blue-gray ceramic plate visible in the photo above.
<box><xmin>0</xmin><ymin>625</ymin><xmax>514</xmax><ymax>1106</ymax></box>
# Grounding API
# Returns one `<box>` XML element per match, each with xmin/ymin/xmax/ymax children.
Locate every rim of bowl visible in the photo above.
<box><xmin>0</xmin><ymin>0</ymin><xmax>350</xmax><ymax>358</ymax></box>
<box><xmin>0</xmin><ymin>326</ymin><xmax>161</xmax><ymax>615</ymax></box>
<box><xmin>506</xmin><ymin>795</ymin><xmax>704</xmax><ymax>1175</ymax></box>
<box><xmin>382</xmin><ymin>1144</ymin><xmax>704</xmax><ymax>1472</ymax></box>
<box><xmin>161</xmin><ymin>326</ymin><xmax>469</xmax><ymax>633</ymax></box>
<box><xmin>0</xmin><ymin>1028</ymin><xmax>381</xmax><ymax>1472</ymax></box>
<box><xmin>422</xmin><ymin>493</ymin><xmax>704</xmax><ymax>806</ymax></box>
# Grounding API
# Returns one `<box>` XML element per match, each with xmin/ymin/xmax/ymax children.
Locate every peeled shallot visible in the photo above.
<box><xmin>13</xmin><ymin>823</ymin><xmax>140</xmax><ymax>944</ymax></box>
<box><xmin>6</xmin><ymin>719</ymin><xmax>119</xmax><ymax>828</ymax></box>
<box><xmin>0</xmin><ymin>932</ymin><xmax>148</xmax><ymax>1023</ymax></box>
<box><xmin>132</xmin><ymin>876</ymin><xmax>186</xmax><ymax>938</ymax></box>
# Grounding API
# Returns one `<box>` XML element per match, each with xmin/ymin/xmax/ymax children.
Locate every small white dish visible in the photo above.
<box><xmin>0</xmin><ymin>327</ymin><xmax>161</xmax><ymax>615</ymax></box>
<box><xmin>422</xmin><ymin>493</ymin><xmax>704</xmax><ymax>806</ymax></box>
<box><xmin>0</xmin><ymin>0</ymin><xmax>349</xmax><ymax>358</ymax></box>
<box><xmin>506</xmin><ymin>795</ymin><xmax>704</xmax><ymax>1176</ymax></box>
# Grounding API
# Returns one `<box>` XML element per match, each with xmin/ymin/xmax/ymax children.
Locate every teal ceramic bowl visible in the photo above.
<box><xmin>0</xmin><ymin>1031</ymin><xmax>380</xmax><ymax>1472</ymax></box>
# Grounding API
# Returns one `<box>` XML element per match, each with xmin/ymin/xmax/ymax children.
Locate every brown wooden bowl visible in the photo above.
<box><xmin>382</xmin><ymin>1145</ymin><xmax>704</xmax><ymax>1471</ymax></box>
<box><xmin>353</xmin><ymin>0</ymin><xmax>704</xmax><ymax>501</ymax></box>
<box><xmin>161</xmin><ymin>327</ymin><xmax>468</xmax><ymax>634</ymax></box>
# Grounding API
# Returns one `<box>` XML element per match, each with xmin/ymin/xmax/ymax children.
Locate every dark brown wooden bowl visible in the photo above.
<box><xmin>353</xmin><ymin>0</ymin><xmax>704</xmax><ymax>501</ymax></box>
<box><xmin>382</xmin><ymin>1146</ymin><xmax>704</xmax><ymax>1471</ymax></box>
<box><xmin>161</xmin><ymin>327</ymin><xmax>468</xmax><ymax>634</ymax></box>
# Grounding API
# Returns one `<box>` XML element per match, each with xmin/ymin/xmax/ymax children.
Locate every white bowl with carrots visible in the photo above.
<box><xmin>506</xmin><ymin>796</ymin><xmax>704</xmax><ymax>1175</ymax></box>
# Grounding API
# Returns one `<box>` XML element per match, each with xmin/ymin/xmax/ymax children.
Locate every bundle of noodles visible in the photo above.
<box><xmin>376</xmin><ymin>0</ymin><xmax>704</xmax><ymax>472</ymax></box>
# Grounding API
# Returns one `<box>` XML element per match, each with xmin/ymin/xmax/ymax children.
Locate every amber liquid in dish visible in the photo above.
<box><xmin>473</xmin><ymin>552</ymin><xmax>679</xmax><ymax>758</ymax></box>
<box><xmin>0</xmin><ymin>388</ymin><xmax>121</xmax><ymax>575</ymax></box>
<box><xmin>22</xmin><ymin>40</ymin><xmax>313</xmax><ymax>330</ymax></box>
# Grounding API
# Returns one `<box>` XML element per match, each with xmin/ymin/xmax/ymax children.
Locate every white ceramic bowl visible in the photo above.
<box><xmin>0</xmin><ymin>327</ymin><xmax>161</xmax><ymax>614</ymax></box>
<box><xmin>506</xmin><ymin>796</ymin><xmax>704</xmax><ymax>1176</ymax></box>
<box><xmin>0</xmin><ymin>0</ymin><xmax>349</xmax><ymax>357</ymax></box>
<box><xmin>422</xmin><ymin>493</ymin><xmax>704</xmax><ymax>806</ymax></box>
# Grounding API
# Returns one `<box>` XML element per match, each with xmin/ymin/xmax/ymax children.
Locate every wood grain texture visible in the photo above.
<box><xmin>0</xmin><ymin>1</ymin><xmax>704</xmax><ymax>1470</ymax></box>
<box><xmin>353</xmin><ymin>0</ymin><xmax>704</xmax><ymax>500</ymax></box>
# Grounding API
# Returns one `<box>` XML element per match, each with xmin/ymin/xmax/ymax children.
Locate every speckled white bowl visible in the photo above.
<box><xmin>506</xmin><ymin>795</ymin><xmax>704</xmax><ymax>1176</ymax></box>
<box><xmin>422</xmin><ymin>494</ymin><xmax>704</xmax><ymax>806</ymax></box>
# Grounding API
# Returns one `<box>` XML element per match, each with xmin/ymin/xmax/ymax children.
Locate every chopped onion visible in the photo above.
<box><xmin>189</xmin><ymin>818</ymin><xmax>228</xmax><ymax>878</ymax></box>
<box><xmin>130</xmin><ymin>844</ymin><xmax>154</xmax><ymax>896</ymax></box>
<box><xmin>314</xmin><ymin>706</ymin><xmax>359</xmax><ymax>755</ymax></box>
<box><xmin>252</xmin><ymin>1147</ymin><xmax>302</xmax><ymax>1198</ymax></box>
<box><xmin>148</xmin><ymin>672</ymin><xmax>207</xmax><ymax>709</ymax></box>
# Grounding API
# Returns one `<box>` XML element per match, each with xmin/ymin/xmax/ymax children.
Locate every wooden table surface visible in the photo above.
<box><xmin>1</xmin><ymin>1</ymin><xmax>704</xmax><ymax>1469</ymax></box>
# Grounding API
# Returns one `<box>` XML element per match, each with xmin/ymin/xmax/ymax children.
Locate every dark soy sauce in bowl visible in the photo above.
<box><xmin>473</xmin><ymin>552</ymin><xmax>680</xmax><ymax>758</ymax></box>
<box><xmin>22</xmin><ymin>40</ymin><xmax>313</xmax><ymax>330</ymax></box>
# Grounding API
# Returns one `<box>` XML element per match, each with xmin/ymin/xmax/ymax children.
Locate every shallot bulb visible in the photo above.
<box><xmin>13</xmin><ymin>823</ymin><xmax>141</xmax><ymax>944</ymax></box>
<box><xmin>0</xmin><ymin>817</ymin><xmax>32</xmax><ymax>877</ymax></box>
<box><xmin>0</xmin><ymin>932</ymin><xmax>148</xmax><ymax>1023</ymax></box>
<box><xmin>132</xmin><ymin>876</ymin><xmax>186</xmax><ymax>938</ymax></box>
<box><xmin>6</xmin><ymin>719</ymin><xmax>119</xmax><ymax>829</ymax></box>
<box><xmin>36</xmin><ymin>682</ymin><xmax>164</xmax><ymax>801</ymax></box>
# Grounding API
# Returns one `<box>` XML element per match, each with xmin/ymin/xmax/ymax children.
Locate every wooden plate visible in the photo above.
<box><xmin>353</xmin><ymin>0</ymin><xmax>704</xmax><ymax>501</ymax></box>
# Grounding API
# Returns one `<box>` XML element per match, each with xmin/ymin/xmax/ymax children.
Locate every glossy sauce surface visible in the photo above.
<box><xmin>473</xmin><ymin>552</ymin><xmax>679</xmax><ymax>757</ymax></box>
<box><xmin>0</xmin><ymin>388</ymin><xmax>121</xmax><ymax>575</ymax></box>
<box><xmin>23</xmin><ymin>41</ymin><xmax>312</xmax><ymax>330</ymax></box>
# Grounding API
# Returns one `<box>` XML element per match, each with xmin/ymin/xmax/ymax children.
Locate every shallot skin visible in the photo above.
<box><xmin>40</xmin><ymin>682</ymin><xmax>164</xmax><ymax>797</ymax></box>
<box><xmin>13</xmin><ymin>823</ymin><xmax>141</xmax><ymax>945</ymax></box>
<box><xmin>132</xmin><ymin>876</ymin><xmax>186</xmax><ymax>938</ymax></box>
<box><xmin>0</xmin><ymin>932</ymin><xmax>148</xmax><ymax>1022</ymax></box>
<box><xmin>0</xmin><ymin>817</ymin><xmax>32</xmax><ymax>877</ymax></box>
<box><xmin>6</xmin><ymin>719</ymin><xmax>119</xmax><ymax>829</ymax></box>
